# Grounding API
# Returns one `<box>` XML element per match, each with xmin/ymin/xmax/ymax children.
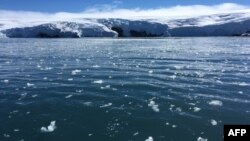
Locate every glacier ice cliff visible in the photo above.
<box><xmin>0</xmin><ymin>12</ymin><xmax>250</xmax><ymax>38</ymax></box>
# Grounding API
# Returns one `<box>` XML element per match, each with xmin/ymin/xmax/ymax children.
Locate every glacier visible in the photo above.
<box><xmin>0</xmin><ymin>12</ymin><xmax>250</xmax><ymax>38</ymax></box>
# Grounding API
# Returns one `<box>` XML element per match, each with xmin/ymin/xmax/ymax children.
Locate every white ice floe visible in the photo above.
<box><xmin>210</xmin><ymin>119</ymin><xmax>218</xmax><ymax>126</ymax></box>
<box><xmin>133</xmin><ymin>132</ymin><xmax>139</xmax><ymax>136</ymax></box>
<box><xmin>71</xmin><ymin>69</ymin><xmax>81</xmax><ymax>75</ymax></box>
<box><xmin>41</xmin><ymin>121</ymin><xmax>56</xmax><ymax>133</ymax></box>
<box><xmin>197</xmin><ymin>137</ymin><xmax>208</xmax><ymax>141</ymax></box>
<box><xmin>148</xmin><ymin>70</ymin><xmax>153</xmax><ymax>74</ymax></box>
<box><xmin>193</xmin><ymin>107</ymin><xmax>201</xmax><ymax>112</ymax></box>
<box><xmin>65</xmin><ymin>95</ymin><xmax>73</xmax><ymax>99</ymax></box>
<box><xmin>100</xmin><ymin>103</ymin><xmax>112</xmax><ymax>108</ymax></box>
<box><xmin>68</xmin><ymin>78</ymin><xmax>73</xmax><ymax>81</ymax></box>
<box><xmin>93</xmin><ymin>80</ymin><xmax>103</xmax><ymax>84</ymax></box>
<box><xmin>32</xmin><ymin>94</ymin><xmax>38</xmax><ymax>98</ymax></box>
<box><xmin>145</xmin><ymin>136</ymin><xmax>154</xmax><ymax>141</ymax></box>
<box><xmin>172</xmin><ymin>125</ymin><xmax>177</xmax><ymax>128</ymax></box>
<box><xmin>208</xmin><ymin>100</ymin><xmax>223</xmax><ymax>106</ymax></box>
<box><xmin>92</xmin><ymin>65</ymin><xmax>100</xmax><ymax>68</ymax></box>
<box><xmin>3</xmin><ymin>134</ymin><xmax>10</xmax><ymax>138</ymax></box>
<box><xmin>101</xmin><ymin>85</ymin><xmax>111</xmax><ymax>89</ymax></box>
<box><xmin>148</xmin><ymin>100</ymin><xmax>159</xmax><ymax>112</ymax></box>
<box><xmin>27</xmin><ymin>83</ymin><xmax>35</xmax><ymax>87</ymax></box>
<box><xmin>238</xmin><ymin>82</ymin><xmax>249</xmax><ymax>86</ymax></box>
<box><xmin>3</xmin><ymin>79</ymin><xmax>9</xmax><ymax>83</ymax></box>
<box><xmin>169</xmin><ymin>75</ymin><xmax>177</xmax><ymax>80</ymax></box>
<box><xmin>14</xmin><ymin>129</ymin><xmax>20</xmax><ymax>132</ymax></box>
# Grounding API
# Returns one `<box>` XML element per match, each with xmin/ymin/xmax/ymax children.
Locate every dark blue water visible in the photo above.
<box><xmin>0</xmin><ymin>38</ymin><xmax>249</xmax><ymax>141</ymax></box>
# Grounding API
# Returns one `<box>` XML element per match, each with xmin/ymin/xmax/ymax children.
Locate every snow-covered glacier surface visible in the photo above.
<box><xmin>0</xmin><ymin>12</ymin><xmax>250</xmax><ymax>37</ymax></box>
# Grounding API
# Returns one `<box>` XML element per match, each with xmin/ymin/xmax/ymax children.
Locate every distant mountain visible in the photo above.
<box><xmin>0</xmin><ymin>12</ymin><xmax>250</xmax><ymax>38</ymax></box>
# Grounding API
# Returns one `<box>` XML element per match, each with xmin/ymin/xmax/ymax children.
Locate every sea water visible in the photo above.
<box><xmin>0</xmin><ymin>38</ymin><xmax>249</xmax><ymax>141</ymax></box>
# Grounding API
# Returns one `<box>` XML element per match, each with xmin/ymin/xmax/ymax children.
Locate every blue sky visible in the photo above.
<box><xmin>0</xmin><ymin>0</ymin><xmax>249</xmax><ymax>12</ymax></box>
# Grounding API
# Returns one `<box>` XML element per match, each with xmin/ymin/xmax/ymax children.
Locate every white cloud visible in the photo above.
<box><xmin>0</xmin><ymin>3</ymin><xmax>249</xmax><ymax>21</ymax></box>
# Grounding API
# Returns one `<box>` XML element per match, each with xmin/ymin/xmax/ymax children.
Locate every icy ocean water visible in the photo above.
<box><xmin>0</xmin><ymin>38</ymin><xmax>250</xmax><ymax>141</ymax></box>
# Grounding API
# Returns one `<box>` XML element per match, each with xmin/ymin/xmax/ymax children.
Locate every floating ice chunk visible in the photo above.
<box><xmin>197</xmin><ymin>137</ymin><xmax>208</xmax><ymax>141</ymax></box>
<box><xmin>193</xmin><ymin>107</ymin><xmax>201</xmax><ymax>112</ymax></box>
<box><xmin>27</xmin><ymin>83</ymin><xmax>34</xmax><ymax>87</ymax></box>
<box><xmin>175</xmin><ymin>107</ymin><xmax>182</xmax><ymax>112</ymax></box>
<box><xmin>14</xmin><ymin>129</ymin><xmax>20</xmax><ymax>132</ymax></box>
<box><xmin>101</xmin><ymin>85</ymin><xmax>111</xmax><ymax>89</ymax></box>
<box><xmin>92</xmin><ymin>65</ymin><xmax>100</xmax><ymax>68</ymax></box>
<box><xmin>88</xmin><ymin>133</ymin><xmax>93</xmax><ymax>136</ymax></box>
<box><xmin>32</xmin><ymin>94</ymin><xmax>38</xmax><ymax>98</ymax></box>
<box><xmin>238</xmin><ymin>91</ymin><xmax>243</xmax><ymax>94</ymax></box>
<box><xmin>65</xmin><ymin>95</ymin><xmax>72</xmax><ymax>99</ymax></box>
<box><xmin>76</xmin><ymin>89</ymin><xmax>83</xmax><ymax>93</ymax></box>
<box><xmin>169</xmin><ymin>75</ymin><xmax>177</xmax><ymax>80</ymax></box>
<box><xmin>82</xmin><ymin>102</ymin><xmax>92</xmax><ymax>106</ymax></box>
<box><xmin>216</xmin><ymin>80</ymin><xmax>223</xmax><ymax>84</ymax></box>
<box><xmin>239</xmin><ymin>82</ymin><xmax>249</xmax><ymax>86</ymax></box>
<box><xmin>3</xmin><ymin>134</ymin><xmax>10</xmax><ymax>138</ymax></box>
<box><xmin>208</xmin><ymin>100</ymin><xmax>223</xmax><ymax>106</ymax></box>
<box><xmin>210</xmin><ymin>119</ymin><xmax>218</xmax><ymax>126</ymax></box>
<box><xmin>145</xmin><ymin>136</ymin><xmax>153</xmax><ymax>141</ymax></box>
<box><xmin>148</xmin><ymin>100</ymin><xmax>159</xmax><ymax>112</ymax></box>
<box><xmin>71</xmin><ymin>69</ymin><xmax>81</xmax><ymax>75</ymax></box>
<box><xmin>133</xmin><ymin>132</ymin><xmax>139</xmax><ymax>136</ymax></box>
<box><xmin>3</xmin><ymin>80</ymin><xmax>9</xmax><ymax>83</ymax></box>
<box><xmin>100</xmin><ymin>103</ymin><xmax>112</xmax><ymax>108</ymax></box>
<box><xmin>172</xmin><ymin>125</ymin><xmax>177</xmax><ymax>128</ymax></box>
<box><xmin>41</xmin><ymin>121</ymin><xmax>56</xmax><ymax>133</ymax></box>
<box><xmin>68</xmin><ymin>78</ymin><xmax>73</xmax><ymax>81</ymax></box>
<box><xmin>148</xmin><ymin>70</ymin><xmax>153</xmax><ymax>74</ymax></box>
<box><xmin>93</xmin><ymin>80</ymin><xmax>103</xmax><ymax>84</ymax></box>
<box><xmin>44</xmin><ymin>67</ymin><xmax>53</xmax><ymax>70</ymax></box>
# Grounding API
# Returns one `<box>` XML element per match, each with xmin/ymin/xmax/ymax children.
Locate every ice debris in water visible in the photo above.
<box><xmin>68</xmin><ymin>78</ymin><xmax>73</xmax><ymax>81</ymax></box>
<box><xmin>145</xmin><ymin>136</ymin><xmax>153</xmax><ymax>141</ymax></box>
<box><xmin>172</xmin><ymin>125</ymin><xmax>177</xmax><ymax>128</ymax></box>
<box><xmin>3</xmin><ymin>134</ymin><xmax>10</xmax><ymax>138</ymax></box>
<box><xmin>93</xmin><ymin>80</ymin><xmax>103</xmax><ymax>84</ymax></box>
<box><xmin>208</xmin><ymin>100</ymin><xmax>223</xmax><ymax>106</ymax></box>
<box><xmin>148</xmin><ymin>70</ymin><xmax>153</xmax><ymax>74</ymax></box>
<box><xmin>27</xmin><ymin>83</ymin><xmax>35</xmax><ymax>87</ymax></box>
<box><xmin>71</xmin><ymin>69</ymin><xmax>81</xmax><ymax>75</ymax></box>
<box><xmin>210</xmin><ymin>119</ymin><xmax>218</xmax><ymax>126</ymax></box>
<box><xmin>41</xmin><ymin>121</ymin><xmax>56</xmax><ymax>133</ymax></box>
<box><xmin>197</xmin><ymin>137</ymin><xmax>208</xmax><ymax>141</ymax></box>
<box><xmin>101</xmin><ymin>85</ymin><xmax>111</xmax><ymax>89</ymax></box>
<box><xmin>65</xmin><ymin>95</ymin><xmax>72</xmax><ymax>99</ymax></box>
<box><xmin>133</xmin><ymin>132</ymin><xmax>139</xmax><ymax>136</ymax></box>
<box><xmin>100</xmin><ymin>103</ymin><xmax>112</xmax><ymax>108</ymax></box>
<box><xmin>92</xmin><ymin>65</ymin><xmax>100</xmax><ymax>68</ymax></box>
<box><xmin>193</xmin><ymin>107</ymin><xmax>201</xmax><ymax>112</ymax></box>
<box><xmin>169</xmin><ymin>75</ymin><xmax>177</xmax><ymax>80</ymax></box>
<box><xmin>3</xmin><ymin>80</ymin><xmax>9</xmax><ymax>83</ymax></box>
<box><xmin>148</xmin><ymin>100</ymin><xmax>159</xmax><ymax>112</ymax></box>
<box><xmin>239</xmin><ymin>82</ymin><xmax>249</xmax><ymax>86</ymax></box>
